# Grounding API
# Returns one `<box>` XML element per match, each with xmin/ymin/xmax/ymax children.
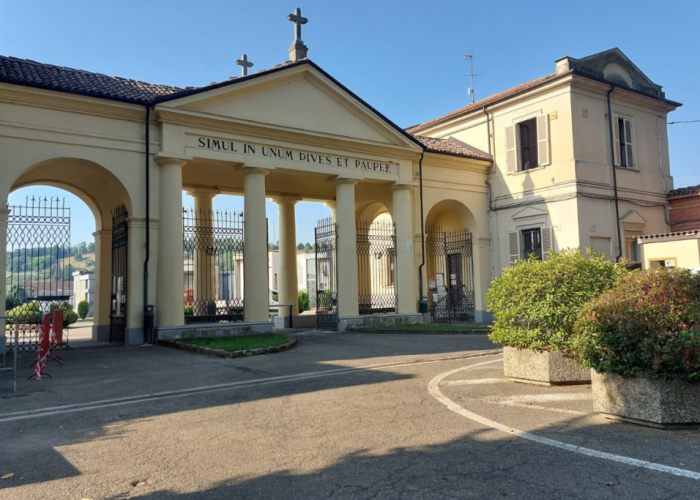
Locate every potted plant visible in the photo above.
<box><xmin>487</xmin><ymin>248</ymin><xmax>629</xmax><ymax>385</ymax></box>
<box><xmin>572</xmin><ymin>268</ymin><xmax>700</xmax><ymax>428</ymax></box>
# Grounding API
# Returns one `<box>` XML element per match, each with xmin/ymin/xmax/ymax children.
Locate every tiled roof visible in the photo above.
<box><xmin>407</xmin><ymin>73</ymin><xmax>559</xmax><ymax>133</ymax></box>
<box><xmin>0</xmin><ymin>55</ymin><xmax>183</xmax><ymax>103</ymax></box>
<box><xmin>667</xmin><ymin>185</ymin><xmax>700</xmax><ymax>198</ymax></box>
<box><xmin>412</xmin><ymin>135</ymin><xmax>490</xmax><ymax>160</ymax></box>
<box><xmin>639</xmin><ymin>229</ymin><xmax>700</xmax><ymax>241</ymax></box>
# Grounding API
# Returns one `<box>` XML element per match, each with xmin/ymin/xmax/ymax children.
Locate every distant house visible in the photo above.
<box><xmin>71</xmin><ymin>271</ymin><xmax>94</xmax><ymax>316</ymax></box>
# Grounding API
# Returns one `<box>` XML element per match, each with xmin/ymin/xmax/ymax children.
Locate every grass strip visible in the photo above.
<box><xmin>354</xmin><ymin>324</ymin><xmax>490</xmax><ymax>331</ymax></box>
<box><xmin>181</xmin><ymin>334</ymin><xmax>290</xmax><ymax>351</ymax></box>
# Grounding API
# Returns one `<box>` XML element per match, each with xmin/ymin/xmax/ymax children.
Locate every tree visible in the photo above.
<box><xmin>304</xmin><ymin>243</ymin><xmax>313</xmax><ymax>252</ymax></box>
<box><xmin>297</xmin><ymin>243</ymin><xmax>304</xmax><ymax>250</ymax></box>
<box><xmin>87</xmin><ymin>241</ymin><xmax>95</xmax><ymax>253</ymax></box>
<box><xmin>78</xmin><ymin>300</ymin><xmax>90</xmax><ymax>320</ymax></box>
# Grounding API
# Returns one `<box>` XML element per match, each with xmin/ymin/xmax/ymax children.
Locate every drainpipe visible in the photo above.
<box><xmin>482</xmin><ymin>106</ymin><xmax>492</xmax><ymax>161</ymax></box>
<box><xmin>606</xmin><ymin>85</ymin><xmax>623</xmax><ymax>262</ymax></box>
<box><xmin>417</xmin><ymin>151</ymin><xmax>428</xmax><ymax>314</ymax></box>
<box><xmin>143</xmin><ymin>105</ymin><xmax>155</xmax><ymax>344</ymax></box>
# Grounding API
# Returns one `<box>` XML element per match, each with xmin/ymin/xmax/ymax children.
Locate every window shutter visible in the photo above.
<box><xmin>624</xmin><ymin>118</ymin><xmax>634</xmax><ymax>168</ymax></box>
<box><xmin>613</xmin><ymin>116</ymin><xmax>621</xmax><ymax>166</ymax></box>
<box><xmin>505</xmin><ymin>125</ymin><xmax>516</xmax><ymax>174</ymax></box>
<box><xmin>537</xmin><ymin>114</ymin><xmax>551</xmax><ymax>166</ymax></box>
<box><xmin>541</xmin><ymin>227</ymin><xmax>552</xmax><ymax>258</ymax></box>
<box><xmin>508</xmin><ymin>231</ymin><xmax>520</xmax><ymax>263</ymax></box>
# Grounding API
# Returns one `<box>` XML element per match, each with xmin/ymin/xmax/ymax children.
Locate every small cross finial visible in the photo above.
<box><xmin>287</xmin><ymin>7</ymin><xmax>308</xmax><ymax>42</ymax></box>
<box><xmin>235</xmin><ymin>54</ymin><xmax>254</xmax><ymax>76</ymax></box>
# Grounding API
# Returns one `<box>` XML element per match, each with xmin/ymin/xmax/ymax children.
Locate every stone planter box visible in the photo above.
<box><xmin>592</xmin><ymin>371</ymin><xmax>700</xmax><ymax>429</ymax></box>
<box><xmin>503</xmin><ymin>346</ymin><xmax>591</xmax><ymax>386</ymax></box>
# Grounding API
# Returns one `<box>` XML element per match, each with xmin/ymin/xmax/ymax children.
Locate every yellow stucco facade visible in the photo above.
<box><xmin>0</xmin><ymin>47</ymin><xmax>681</xmax><ymax>343</ymax></box>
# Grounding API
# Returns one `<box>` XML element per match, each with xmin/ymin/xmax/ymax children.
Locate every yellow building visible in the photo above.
<box><xmin>0</xmin><ymin>28</ymin><xmax>682</xmax><ymax>344</ymax></box>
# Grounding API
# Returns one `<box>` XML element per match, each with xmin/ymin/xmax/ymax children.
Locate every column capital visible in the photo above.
<box><xmin>390</xmin><ymin>183</ymin><xmax>415</xmax><ymax>192</ymax></box>
<box><xmin>154</xmin><ymin>155</ymin><xmax>189</xmax><ymax>167</ymax></box>
<box><xmin>92</xmin><ymin>229</ymin><xmax>112</xmax><ymax>241</ymax></box>
<box><xmin>271</xmin><ymin>195</ymin><xmax>302</xmax><ymax>205</ymax></box>
<box><xmin>186</xmin><ymin>187</ymin><xmax>221</xmax><ymax>198</ymax></box>
<box><xmin>324</xmin><ymin>201</ymin><xmax>337</xmax><ymax>209</ymax></box>
<box><xmin>241</xmin><ymin>167</ymin><xmax>271</xmax><ymax>177</ymax></box>
<box><xmin>331</xmin><ymin>177</ymin><xmax>359</xmax><ymax>186</ymax></box>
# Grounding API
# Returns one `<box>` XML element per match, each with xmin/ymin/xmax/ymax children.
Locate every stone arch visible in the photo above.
<box><xmin>6</xmin><ymin>157</ymin><xmax>134</xmax><ymax>343</ymax></box>
<box><xmin>425</xmin><ymin>199</ymin><xmax>478</xmax><ymax>233</ymax></box>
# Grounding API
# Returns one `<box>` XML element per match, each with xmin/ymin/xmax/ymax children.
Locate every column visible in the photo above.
<box><xmin>155</xmin><ymin>158</ymin><xmax>187</xmax><ymax>327</ymax></box>
<box><xmin>334</xmin><ymin>178</ymin><xmax>359</xmax><ymax>317</ymax></box>
<box><xmin>392</xmin><ymin>185</ymin><xmax>418</xmax><ymax>313</ymax></box>
<box><xmin>242</xmin><ymin>168</ymin><xmax>270</xmax><ymax>322</ymax></box>
<box><xmin>275</xmin><ymin>196</ymin><xmax>301</xmax><ymax>316</ymax></box>
<box><xmin>92</xmin><ymin>229</ymin><xmax>112</xmax><ymax>341</ymax></box>
<box><xmin>0</xmin><ymin>209</ymin><xmax>9</xmax><ymax>324</ymax></box>
<box><xmin>188</xmin><ymin>188</ymin><xmax>219</xmax><ymax>312</ymax></box>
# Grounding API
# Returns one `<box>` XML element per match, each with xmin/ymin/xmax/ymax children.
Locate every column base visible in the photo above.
<box><xmin>92</xmin><ymin>324</ymin><xmax>110</xmax><ymax>342</ymax></box>
<box><xmin>338</xmin><ymin>313</ymin><xmax>424</xmax><ymax>332</ymax></box>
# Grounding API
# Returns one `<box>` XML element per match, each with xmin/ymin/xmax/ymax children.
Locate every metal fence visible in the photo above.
<box><xmin>183</xmin><ymin>209</ymin><xmax>244</xmax><ymax>324</ymax></box>
<box><xmin>425</xmin><ymin>227</ymin><xmax>475</xmax><ymax>323</ymax></box>
<box><xmin>5</xmin><ymin>197</ymin><xmax>72</xmax><ymax>351</ymax></box>
<box><xmin>315</xmin><ymin>216</ymin><xmax>338</xmax><ymax>330</ymax></box>
<box><xmin>357</xmin><ymin>219</ymin><xmax>397</xmax><ymax>315</ymax></box>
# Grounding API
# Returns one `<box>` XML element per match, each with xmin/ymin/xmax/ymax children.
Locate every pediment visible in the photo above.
<box><xmin>512</xmin><ymin>206</ymin><xmax>548</xmax><ymax>221</ymax></box>
<box><xmin>160</xmin><ymin>62</ymin><xmax>420</xmax><ymax>149</ymax></box>
<box><xmin>620</xmin><ymin>209</ymin><xmax>647</xmax><ymax>227</ymax></box>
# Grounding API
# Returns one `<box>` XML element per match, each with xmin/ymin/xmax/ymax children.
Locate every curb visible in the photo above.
<box><xmin>158</xmin><ymin>335</ymin><xmax>297</xmax><ymax>358</ymax></box>
<box><xmin>346</xmin><ymin>329</ymin><xmax>489</xmax><ymax>335</ymax></box>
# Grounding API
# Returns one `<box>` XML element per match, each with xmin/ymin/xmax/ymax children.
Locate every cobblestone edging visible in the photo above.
<box><xmin>158</xmin><ymin>335</ymin><xmax>297</xmax><ymax>358</ymax></box>
<box><xmin>347</xmin><ymin>329</ymin><xmax>489</xmax><ymax>335</ymax></box>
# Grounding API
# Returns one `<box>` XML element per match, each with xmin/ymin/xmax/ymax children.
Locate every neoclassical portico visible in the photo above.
<box><xmin>0</xmin><ymin>50</ymin><xmax>492</xmax><ymax>346</ymax></box>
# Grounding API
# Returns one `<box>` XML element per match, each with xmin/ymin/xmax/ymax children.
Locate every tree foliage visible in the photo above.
<box><xmin>487</xmin><ymin>248</ymin><xmax>630</xmax><ymax>352</ymax></box>
<box><xmin>78</xmin><ymin>300</ymin><xmax>90</xmax><ymax>320</ymax></box>
<box><xmin>572</xmin><ymin>268</ymin><xmax>700</xmax><ymax>381</ymax></box>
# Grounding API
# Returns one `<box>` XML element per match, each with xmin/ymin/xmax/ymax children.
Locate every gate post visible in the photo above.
<box><xmin>155</xmin><ymin>157</ymin><xmax>187</xmax><ymax>328</ymax></box>
<box><xmin>92</xmin><ymin>229</ymin><xmax>112</xmax><ymax>342</ymax></box>
<box><xmin>391</xmin><ymin>185</ymin><xmax>417</xmax><ymax>314</ymax></box>
<box><xmin>242</xmin><ymin>167</ymin><xmax>270</xmax><ymax>323</ymax></box>
<box><xmin>333</xmin><ymin>178</ymin><xmax>359</xmax><ymax>318</ymax></box>
<box><xmin>0</xmin><ymin>208</ymin><xmax>9</xmax><ymax>322</ymax></box>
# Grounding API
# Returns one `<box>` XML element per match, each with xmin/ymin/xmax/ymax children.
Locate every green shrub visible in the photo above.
<box><xmin>487</xmin><ymin>248</ymin><xmax>630</xmax><ymax>352</ymax></box>
<box><xmin>7</xmin><ymin>301</ymin><xmax>42</xmax><ymax>324</ymax></box>
<box><xmin>184</xmin><ymin>305</ymin><xmax>194</xmax><ymax>317</ymax></box>
<box><xmin>572</xmin><ymin>268</ymin><xmax>700</xmax><ymax>381</ymax></box>
<box><xmin>78</xmin><ymin>300</ymin><xmax>90</xmax><ymax>320</ymax></box>
<box><xmin>51</xmin><ymin>302</ymin><xmax>79</xmax><ymax>326</ymax></box>
<box><xmin>298</xmin><ymin>290</ymin><xmax>310</xmax><ymax>313</ymax></box>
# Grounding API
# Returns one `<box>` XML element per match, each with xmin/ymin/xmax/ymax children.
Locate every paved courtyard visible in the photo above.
<box><xmin>1</xmin><ymin>332</ymin><xmax>699</xmax><ymax>499</ymax></box>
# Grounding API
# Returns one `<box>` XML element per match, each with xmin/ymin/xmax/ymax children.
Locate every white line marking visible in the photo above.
<box><xmin>0</xmin><ymin>350</ymin><xmax>501</xmax><ymax>422</ymax></box>
<box><xmin>429</xmin><ymin>358</ymin><xmax>700</xmax><ymax>481</ymax></box>
<box><xmin>442</xmin><ymin>378</ymin><xmax>504</xmax><ymax>386</ymax></box>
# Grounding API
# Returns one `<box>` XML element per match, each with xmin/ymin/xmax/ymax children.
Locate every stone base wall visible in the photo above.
<box><xmin>156</xmin><ymin>321</ymin><xmax>273</xmax><ymax>340</ymax></box>
<box><xmin>592</xmin><ymin>371</ymin><xmax>700</xmax><ymax>427</ymax></box>
<box><xmin>503</xmin><ymin>346</ymin><xmax>591</xmax><ymax>386</ymax></box>
<box><xmin>338</xmin><ymin>313</ymin><xmax>424</xmax><ymax>332</ymax></box>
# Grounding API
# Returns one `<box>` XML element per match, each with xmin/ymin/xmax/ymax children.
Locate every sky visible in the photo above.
<box><xmin>3</xmin><ymin>0</ymin><xmax>699</xmax><ymax>245</ymax></box>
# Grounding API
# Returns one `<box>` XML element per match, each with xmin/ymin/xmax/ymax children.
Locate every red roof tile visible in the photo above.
<box><xmin>411</xmin><ymin>135</ymin><xmax>490</xmax><ymax>160</ymax></box>
<box><xmin>667</xmin><ymin>185</ymin><xmax>700</xmax><ymax>198</ymax></box>
<box><xmin>407</xmin><ymin>73</ymin><xmax>559</xmax><ymax>133</ymax></box>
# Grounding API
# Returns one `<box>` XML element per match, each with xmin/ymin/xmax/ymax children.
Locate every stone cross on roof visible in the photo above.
<box><xmin>286</xmin><ymin>8</ymin><xmax>309</xmax><ymax>62</ymax></box>
<box><xmin>235</xmin><ymin>54</ymin><xmax>254</xmax><ymax>76</ymax></box>
<box><xmin>287</xmin><ymin>7</ymin><xmax>308</xmax><ymax>42</ymax></box>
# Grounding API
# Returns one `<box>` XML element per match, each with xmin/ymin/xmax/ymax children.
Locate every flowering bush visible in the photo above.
<box><xmin>487</xmin><ymin>248</ymin><xmax>630</xmax><ymax>351</ymax></box>
<box><xmin>572</xmin><ymin>268</ymin><xmax>700</xmax><ymax>381</ymax></box>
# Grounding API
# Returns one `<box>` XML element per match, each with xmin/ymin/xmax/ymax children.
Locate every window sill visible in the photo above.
<box><xmin>508</xmin><ymin>165</ymin><xmax>548</xmax><ymax>176</ymax></box>
<box><xmin>615</xmin><ymin>166</ymin><xmax>639</xmax><ymax>172</ymax></box>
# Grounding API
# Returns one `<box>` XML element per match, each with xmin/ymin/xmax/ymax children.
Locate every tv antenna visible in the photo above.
<box><xmin>461</xmin><ymin>53</ymin><xmax>483</xmax><ymax>103</ymax></box>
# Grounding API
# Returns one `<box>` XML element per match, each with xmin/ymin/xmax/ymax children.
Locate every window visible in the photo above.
<box><xmin>508</xmin><ymin>227</ymin><xmax>552</xmax><ymax>263</ymax></box>
<box><xmin>505</xmin><ymin>115</ymin><xmax>550</xmax><ymax>173</ymax></box>
<box><xmin>518</xmin><ymin>119</ymin><xmax>538</xmax><ymax>171</ymax></box>
<box><xmin>649</xmin><ymin>258</ymin><xmax>676</xmax><ymax>269</ymax></box>
<box><xmin>614</xmin><ymin>116</ymin><xmax>634</xmax><ymax>168</ymax></box>
<box><xmin>625</xmin><ymin>236</ymin><xmax>640</xmax><ymax>264</ymax></box>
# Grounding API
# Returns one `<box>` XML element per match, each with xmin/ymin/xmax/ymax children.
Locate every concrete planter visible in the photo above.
<box><xmin>503</xmin><ymin>346</ymin><xmax>591</xmax><ymax>386</ymax></box>
<box><xmin>592</xmin><ymin>371</ymin><xmax>700</xmax><ymax>428</ymax></box>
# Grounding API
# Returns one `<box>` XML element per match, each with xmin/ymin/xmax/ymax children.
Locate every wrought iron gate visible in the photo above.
<box><xmin>315</xmin><ymin>217</ymin><xmax>338</xmax><ymax>330</ymax></box>
<box><xmin>183</xmin><ymin>209</ymin><xmax>244</xmax><ymax>324</ymax></box>
<box><xmin>357</xmin><ymin>219</ymin><xmax>397</xmax><ymax>315</ymax></box>
<box><xmin>109</xmin><ymin>204</ymin><xmax>128</xmax><ymax>344</ymax></box>
<box><xmin>425</xmin><ymin>227</ymin><xmax>475</xmax><ymax>323</ymax></box>
<box><xmin>5</xmin><ymin>197</ymin><xmax>71</xmax><ymax>351</ymax></box>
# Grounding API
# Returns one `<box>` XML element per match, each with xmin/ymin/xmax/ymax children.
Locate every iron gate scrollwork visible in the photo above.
<box><xmin>183</xmin><ymin>209</ymin><xmax>244</xmax><ymax>324</ymax></box>
<box><xmin>315</xmin><ymin>217</ymin><xmax>338</xmax><ymax>330</ymax></box>
<box><xmin>357</xmin><ymin>219</ymin><xmax>397</xmax><ymax>315</ymax></box>
<box><xmin>425</xmin><ymin>227</ymin><xmax>475</xmax><ymax>323</ymax></box>
<box><xmin>109</xmin><ymin>204</ymin><xmax>128</xmax><ymax>344</ymax></box>
<box><xmin>5</xmin><ymin>197</ymin><xmax>71</xmax><ymax>351</ymax></box>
